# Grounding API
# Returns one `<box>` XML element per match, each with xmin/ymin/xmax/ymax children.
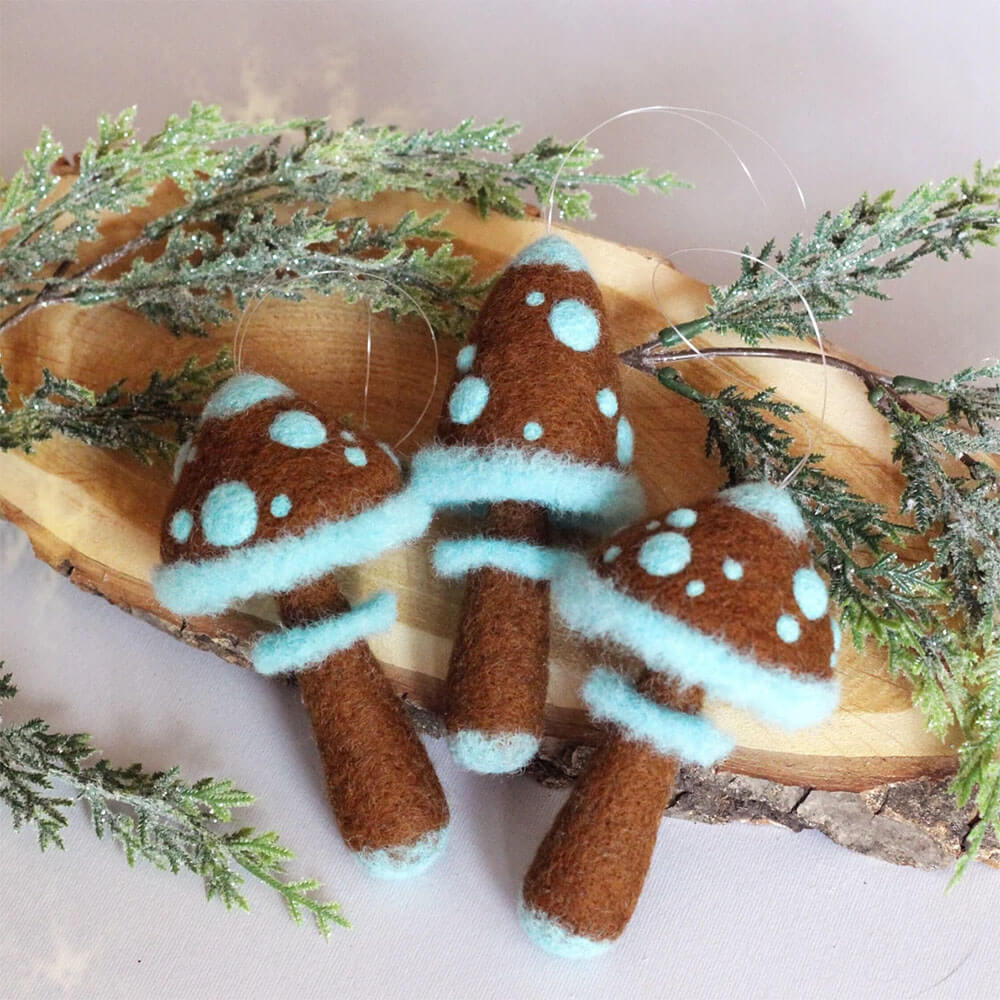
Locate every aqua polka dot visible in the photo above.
<box><xmin>202</xmin><ymin>481</ymin><xmax>258</xmax><ymax>548</ymax></box>
<box><xmin>616</xmin><ymin>416</ymin><xmax>634</xmax><ymax>465</ymax></box>
<box><xmin>638</xmin><ymin>532</ymin><xmax>691</xmax><ymax>577</ymax></box>
<box><xmin>793</xmin><ymin>567</ymin><xmax>829</xmax><ymax>620</ymax></box>
<box><xmin>511</xmin><ymin>236</ymin><xmax>589</xmax><ymax>273</ymax></box>
<box><xmin>548</xmin><ymin>299</ymin><xmax>600</xmax><ymax>352</ymax></box>
<box><xmin>603</xmin><ymin>545</ymin><xmax>622</xmax><ymax>564</ymax></box>
<box><xmin>169</xmin><ymin>509</ymin><xmax>193</xmax><ymax>543</ymax></box>
<box><xmin>345</xmin><ymin>447</ymin><xmax>368</xmax><ymax>467</ymax></box>
<box><xmin>269</xmin><ymin>410</ymin><xmax>327</xmax><ymax>449</ymax></box>
<box><xmin>666</xmin><ymin>508</ymin><xmax>697</xmax><ymax>529</ymax></box>
<box><xmin>201</xmin><ymin>374</ymin><xmax>292</xmax><ymax>420</ymax></box>
<box><xmin>722</xmin><ymin>558</ymin><xmax>744</xmax><ymax>581</ymax></box>
<box><xmin>270</xmin><ymin>494</ymin><xmax>292</xmax><ymax>518</ymax></box>
<box><xmin>378</xmin><ymin>441</ymin><xmax>401</xmax><ymax>468</ymax></box>
<box><xmin>776</xmin><ymin>614</ymin><xmax>801</xmax><ymax>644</ymax></box>
<box><xmin>596</xmin><ymin>388</ymin><xmax>618</xmax><ymax>418</ymax></box>
<box><xmin>448</xmin><ymin>375</ymin><xmax>490</xmax><ymax>424</ymax></box>
<box><xmin>340</xmin><ymin>430</ymin><xmax>356</xmax><ymax>443</ymax></box>
<box><xmin>686</xmin><ymin>579</ymin><xmax>705</xmax><ymax>598</ymax></box>
<box><xmin>456</xmin><ymin>344</ymin><xmax>477</xmax><ymax>374</ymax></box>
<box><xmin>523</xmin><ymin>421</ymin><xmax>544</xmax><ymax>441</ymax></box>
<box><xmin>646</xmin><ymin>520</ymin><xmax>660</xmax><ymax>530</ymax></box>
<box><xmin>525</xmin><ymin>291</ymin><xmax>545</xmax><ymax>307</ymax></box>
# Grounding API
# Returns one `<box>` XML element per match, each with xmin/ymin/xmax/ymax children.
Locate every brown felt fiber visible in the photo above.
<box><xmin>522</xmin><ymin>671</ymin><xmax>703</xmax><ymax>944</ymax></box>
<box><xmin>281</xmin><ymin>579</ymin><xmax>449</xmax><ymax>854</ymax></box>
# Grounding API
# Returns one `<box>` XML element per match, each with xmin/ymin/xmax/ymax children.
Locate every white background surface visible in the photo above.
<box><xmin>1</xmin><ymin>1</ymin><xmax>999</xmax><ymax>997</ymax></box>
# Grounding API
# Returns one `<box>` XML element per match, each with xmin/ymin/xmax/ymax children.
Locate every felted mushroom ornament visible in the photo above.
<box><xmin>412</xmin><ymin>235</ymin><xmax>644</xmax><ymax>774</ymax></box>
<box><xmin>153</xmin><ymin>373</ymin><xmax>450</xmax><ymax>877</ymax></box>
<box><xmin>518</xmin><ymin>482</ymin><xmax>841</xmax><ymax>956</ymax></box>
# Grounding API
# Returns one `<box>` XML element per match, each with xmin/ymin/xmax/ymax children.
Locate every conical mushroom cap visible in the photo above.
<box><xmin>413</xmin><ymin>236</ymin><xmax>643</xmax><ymax>531</ymax></box>
<box><xmin>154</xmin><ymin>373</ymin><xmax>429</xmax><ymax>617</ymax></box>
<box><xmin>552</xmin><ymin>483</ymin><xmax>841</xmax><ymax>729</ymax></box>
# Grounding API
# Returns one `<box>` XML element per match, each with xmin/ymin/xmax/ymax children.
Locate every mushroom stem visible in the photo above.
<box><xmin>278</xmin><ymin>577</ymin><xmax>449</xmax><ymax>876</ymax></box>
<box><xmin>520</xmin><ymin>672</ymin><xmax>704</xmax><ymax>956</ymax></box>
<box><xmin>444</xmin><ymin>501</ymin><xmax>551</xmax><ymax>773</ymax></box>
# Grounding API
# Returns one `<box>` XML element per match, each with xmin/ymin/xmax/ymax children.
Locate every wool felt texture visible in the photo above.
<box><xmin>443</xmin><ymin>501</ymin><xmax>551</xmax><ymax>772</ymax></box>
<box><xmin>154</xmin><ymin>375</ymin><xmax>449</xmax><ymax>872</ymax></box>
<box><xmin>420</xmin><ymin>235</ymin><xmax>635</xmax><ymax>773</ymax></box>
<box><xmin>251</xmin><ymin>591</ymin><xmax>397</xmax><ymax>677</ymax></box>
<box><xmin>410</xmin><ymin>444</ymin><xmax>643</xmax><ymax>533</ymax></box>
<box><xmin>283</xmin><ymin>579</ymin><xmax>449</xmax><ymax>867</ymax></box>
<box><xmin>432</xmin><ymin>537</ymin><xmax>566</xmax><ymax>582</ymax></box>
<box><xmin>521</xmin><ymin>671</ymin><xmax>704</xmax><ymax>955</ymax></box>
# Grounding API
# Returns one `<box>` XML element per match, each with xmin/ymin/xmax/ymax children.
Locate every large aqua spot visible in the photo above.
<box><xmin>511</xmin><ymin>235</ymin><xmax>589</xmax><ymax>273</ymax></box>
<box><xmin>269</xmin><ymin>410</ymin><xmax>328</xmax><ymax>448</ymax></box>
<box><xmin>638</xmin><ymin>531</ymin><xmax>691</xmax><ymax>577</ymax></box>
<box><xmin>201</xmin><ymin>374</ymin><xmax>292</xmax><ymax>420</ymax></box>
<box><xmin>449</xmin><ymin>376</ymin><xmax>490</xmax><ymax>425</ymax></box>
<box><xmin>548</xmin><ymin>299</ymin><xmax>600</xmax><ymax>352</ymax></box>
<box><xmin>794</xmin><ymin>567</ymin><xmax>829</xmax><ymax>620</ymax></box>
<box><xmin>202</xmin><ymin>481</ymin><xmax>258</xmax><ymax>547</ymax></box>
<box><xmin>666</xmin><ymin>508</ymin><xmax>697</xmax><ymax>529</ymax></box>
<box><xmin>776</xmin><ymin>614</ymin><xmax>801</xmax><ymax>644</ymax></box>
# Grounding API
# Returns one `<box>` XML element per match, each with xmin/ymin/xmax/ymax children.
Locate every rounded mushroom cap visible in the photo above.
<box><xmin>594</xmin><ymin>484</ymin><xmax>836</xmax><ymax>681</ymax></box>
<box><xmin>438</xmin><ymin>236</ymin><xmax>629</xmax><ymax>469</ymax></box>
<box><xmin>161</xmin><ymin>373</ymin><xmax>402</xmax><ymax>566</ymax></box>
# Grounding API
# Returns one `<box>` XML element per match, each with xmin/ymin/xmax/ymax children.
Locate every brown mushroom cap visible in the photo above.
<box><xmin>153</xmin><ymin>373</ymin><xmax>428</xmax><ymax>618</ymax></box>
<box><xmin>551</xmin><ymin>482</ymin><xmax>841</xmax><ymax>729</ymax></box>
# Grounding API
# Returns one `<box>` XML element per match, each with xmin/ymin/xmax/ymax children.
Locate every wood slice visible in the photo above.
<box><xmin>0</xmin><ymin>186</ymin><xmax>960</xmax><ymax>795</ymax></box>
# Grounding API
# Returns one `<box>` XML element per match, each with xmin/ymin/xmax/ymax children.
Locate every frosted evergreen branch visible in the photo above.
<box><xmin>0</xmin><ymin>669</ymin><xmax>346</xmax><ymax>936</ymax></box>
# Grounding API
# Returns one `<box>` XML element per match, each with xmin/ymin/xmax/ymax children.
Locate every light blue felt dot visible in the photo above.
<box><xmin>776</xmin><ymin>614</ymin><xmax>801</xmax><ymax>644</ymax></box>
<box><xmin>722</xmin><ymin>557</ymin><xmax>744</xmax><ymax>581</ymax></box>
<box><xmin>602</xmin><ymin>545</ymin><xmax>622</xmax><ymax>564</ymax></box>
<box><xmin>646</xmin><ymin>520</ymin><xmax>660</xmax><ymax>530</ymax></box>
<box><xmin>548</xmin><ymin>299</ymin><xmax>600</xmax><ymax>352</ymax></box>
<box><xmin>340</xmin><ymin>429</ymin><xmax>357</xmax><ymax>443</ymax></box>
<box><xmin>201</xmin><ymin>481</ymin><xmax>258</xmax><ymax>548</ymax></box>
<box><xmin>596</xmin><ymin>387</ymin><xmax>618</xmax><ymax>418</ymax></box>
<box><xmin>345</xmin><ymin>446</ymin><xmax>368</xmax><ymax>467</ymax></box>
<box><xmin>525</xmin><ymin>291</ymin><xmax>545</xmax><ymax>306</ymax></box>
<box><xmin>456</xmin><ymin>343</ymin><xmax>477</xmax><ymax>374</ymax></box>
<box><xmin>169</xmin><ymin>509</ymin><xmax>193</xmax><ymax>543</ymax></box>
<box><xmin>686</xmin><ymin>579</ymin><xmax>706</xmax><ymax>598</ymax></box>
<box><xmin>794</xmin><ymin>567</ymin><xmax>829</xmax><ymax>620</ymax></box>
<box><xmin>270</xmin><ymin>494</ymin><xmax>292</xmax><ymax>518</ymax></box>
<box><xmin>269</xmin><ymin>410</ymin><xmax>328</xmax><ymax>449</ymax></box>
<box><xmin>523</xmin><ymin>421</ymin><xmax>544</xmax><ymax>441</ymax></box>
<box><xmin>378</xmin><ymin>441</ymin><xmax>401</xmax><ymax>468</ymax></box>
<box><xmin>616</xmin><ymin>416</ymin><xmax>634</xmax><ymax>465</ymax></box>
<box><xmin>511</xmin><ymin>235</ymin><xmax>590</xmax><ymax>273</ymax></box>
<box><xmin>448</xmin><ymin>376</ymin><xmax>490</xmax><ymax>425</ymax></box>
<box><xmin>638</xmin><ymin>532</ymin><xmax>691</xmax><ymax>577</ymax></box>
<box><xmin>201</xmin><ymin>373</ymin><xmax>292</xmax><ymax>421</ymax></box>
<box><xmin>666</xmin><ymin>508</ymin><xmax>697</xmax><ymax>529</ymax></box>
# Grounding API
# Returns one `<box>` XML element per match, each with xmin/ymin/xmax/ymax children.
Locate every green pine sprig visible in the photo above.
<box><xmin>0</xmin><ymin>669</ymin><xmax>346</xmax><ymax>937</ymax></box>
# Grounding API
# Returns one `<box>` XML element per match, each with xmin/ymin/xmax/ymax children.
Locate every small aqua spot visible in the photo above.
<box><xmin>201</xmin><ymin>481</ymin><xmax>258</xmax><ymax>548</ymax></box>
<box><xmin>638</xmin><ymin>532</ymin><xmax>691</xmax><ymax>577</ymax></box>
<box><xmin>603</xmin><ymin>545</ymin><xmax>622</xmax><ymax>563</ymax></box>
<box><xmin>686</xmin><ymin>579</ymin><xmax>706</xmax><ymax>598</ymax></box>
<box><xmin>345</xmin><ymin>447</ymin><xmax>368</xmax><ymax>467</ymax></box>
<box><xmin>666</xmin><ymin>508</ymin><xmax>697</xmax><ymax>529</ymax></box>
<box><xmin>616</xmin><ymin>416</ymin><xmax>634</xmax><ymax>465</ymax></box>
<box><xmin>455</xmin><ymin>343</ymin><xmax>477</xmax><ymax>374</ymax></box>
<box><xmin>378</xmin><ymin>441</ymin><xmax>401</xmax><ymax>468</ymax></box>
<box><xmin>596</xmin><ymin>387</ymin><xmax>618</xmax><ymax>418</ymax></box>
<box><xmin>548</xmin><ymin>298</ymin><xmax>600</xmax><ymax>352</ymax></box>
<box><xmin>794</xmin><ymin>567</ymin><xmax>829</xmax><ymax>620</ymax></box>
<box><xmin>448</xmin><ymin>375</ymin><xmax>490</xmax><ymax>425</ymax></box>
<box><xmin>270</xmin><ymin>494</ymin><xmax>292</xmax><ymax>518</ymax></box>
<box><xmin>169</xmin><ymin>509</ymin><xmax>193</xmax><ymax>543</ymax></box>
<box><xmin>722</xmin><ymin>557</ymin><xmax>744</xmax><ymax>581</ymax></box>
<box><xmin>646</xmin><ymin>520</ymin><xmax>660</xmax><ymax>530</ymax></box>
<box><xmin>269</xmin><ymin>410</ymin><xmax>328</xmax><ymax>449</ymax></box>
<box><xmin>525</xmin><ymin>291</ymin><xmax>545</xmax><ymax>306</ymax></box>
<box><xmin>523</xmin><ymin>421</ymin><xmax>544</xmax><ymax>441</ymax></box>
<box><xmin>340</xmin><ymin>429</ymin><xmax>357</xmax><ymax>443</ymax></box>
<box><xmin>776</xmin><ymin>614</ymin><xmax>801</xmax><ymax>644</ymax></box>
